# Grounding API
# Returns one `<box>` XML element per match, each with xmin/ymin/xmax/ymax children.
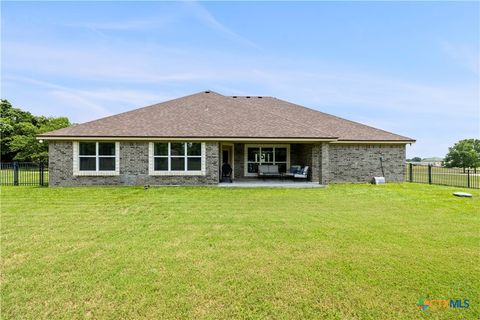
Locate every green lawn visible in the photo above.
<box><xmin>1</xmin><ymin>184</ymin><xmax>479</xmax><ymax>319</ymax></box>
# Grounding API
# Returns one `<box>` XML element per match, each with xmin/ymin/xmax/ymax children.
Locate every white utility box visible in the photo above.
<box><xmin>372</xmin><ymin>177</ymin><xmax>386</xmax><ymax>185</ymax></box>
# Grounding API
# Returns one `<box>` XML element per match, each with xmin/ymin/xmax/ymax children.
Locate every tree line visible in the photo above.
<box><xmin>0</xmin><ymin>99</ymin><xmax>71</xmax><ymax>162</ymax></box>
<box><xmin>408</xmin><ymin>140</ymin><xmax>480</xmax><ymax>170</ymax></box>
<box><xmin>444</xmin><ymin>139</ymin><xmax>480</xmax><ymax>170</ymax></box>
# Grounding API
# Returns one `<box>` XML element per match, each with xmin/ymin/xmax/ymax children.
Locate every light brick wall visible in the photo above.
<box><xmin>319</xmin><ymin>143</ymin><xmax>330</xmax><ymax>184</ymax></box>
<box><xmin>48</xmin><ymin>141</ymin><xmax>219</xmax><ymax>187</ymax></box>
<box><xmin>48</xmin><ymin>141</ymin><xmax>406</xmax><ymax>186</ymax></box>
<box><xmin>328</xmin><ymin>144</ymin><xmax>406</xmax><ymax>183</ymax></box>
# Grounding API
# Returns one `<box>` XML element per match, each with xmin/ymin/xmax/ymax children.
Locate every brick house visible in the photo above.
<box><xmin>38</xmin><ymin>91</ymin><xmax>414</xmax><ymax>187</ymax></box>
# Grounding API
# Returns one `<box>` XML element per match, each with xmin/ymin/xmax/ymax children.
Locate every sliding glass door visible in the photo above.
<box><xmin>245</xmin><ymin>145</ymin><xmax>289</xmax><ymax>176</ymax></box>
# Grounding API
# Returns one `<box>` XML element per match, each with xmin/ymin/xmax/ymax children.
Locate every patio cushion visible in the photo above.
<box><xmin>269</xmin><ymin>166</ymin><xmax>279</xmax><ymax>174</ymax></box>
<box><xmin>289</xmin><ymin>165</ymin><xmax>301</xmax><ymax>174</ymax></box>
<box><xmin>258</xmin><ymin>165</ymin><xmax>280</xmax><ymax>176</ymax></box>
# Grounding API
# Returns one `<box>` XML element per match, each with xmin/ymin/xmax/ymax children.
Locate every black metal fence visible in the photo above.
<box><xmin>406</xmin><ymin>163</ymin><xmax>479</xmax><ymax>189</ymax></box>
<box><xmin>0</xmin><ymin>162</ymin><xmax>48</xmax><ymax>186</ymax></box>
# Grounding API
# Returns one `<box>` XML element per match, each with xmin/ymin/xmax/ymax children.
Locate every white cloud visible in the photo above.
<box><xmin>440</xmin><ymin>40</ymin><xmax>480</xmax><ymax>75</ymax></box>
<box><xmin>67</xmin><ymin>18</ymin><xmax>177</xmax><ymax>31</ymax></box>
<box><xmin>181</xmin><ymin>1</ymin><xmax>260</xmax><ymax>49</ymax></box>
<box><xmin>3</xmin><ymin>76</ymin><xmax>175</xmax><ymax>122</ymax></box>
<box><xmin>63</xmin><ymin>1</ymin><xmax>259</xmax><ymax>49</ymax></box>
<box><xmin>245</xmin><ymin>67</ymin><xmax>478</xmax><ymax>117</ymax></box>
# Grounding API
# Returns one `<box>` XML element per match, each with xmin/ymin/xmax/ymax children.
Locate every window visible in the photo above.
<box><xmin>170</xmin><ymin>143</ymin><xmax>185</xmax><ymax>170</ymax></box>
<box><xmin>74</xmin><ymin>142</ymin><xmax>119</xmax><ymax>175</ymax></box>
<box><xmin>154</xmin><ymin>143</ymin><xmax>169</xmax><ymax>171</ymax></box>
<box><xmin>150</xmin><ymin>142</ymin><xmax>204</xmax><ymax>175</ymax></box>
<box><xmin>245</xmin><ymin>144</ymin><xmax>289</xmax><ymax>176</ymax></box>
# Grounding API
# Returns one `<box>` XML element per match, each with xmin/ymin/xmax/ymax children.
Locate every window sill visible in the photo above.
<box><xmin>149</xmin><ymin>171</ymin><xmax>206</xmax><ymax>176</ymax></box>
<box><xmin>74</xmin><ymin>171</ymin><xmax>119</xmax><ymax>176</ymax></box>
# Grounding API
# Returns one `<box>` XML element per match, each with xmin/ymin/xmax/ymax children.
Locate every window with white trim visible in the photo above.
<box><xmin>74</xmin><ymin>141</ymin><xmax>119</xmax><ymax>175</ymax></box>
<box><xmin>151</xmin><ymin>142</ymin><xmax>204</xmax><ymax>174</ymax></box>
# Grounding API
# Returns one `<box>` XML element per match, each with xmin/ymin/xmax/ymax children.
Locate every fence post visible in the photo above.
<box><xmin>13</xmin><ymin>162</ymin><xmax>19</xmax><ymax>186</ymax></box>
<box><xmin>467</xmin><ymin>169</ymin><xmax>470</xmax><ymax>188</ymax></box>
<box><xmin>428</xmin><ymin>164</ymin><xmax>432</xmax><ymax>184</ymax></box>
<box><xmin>409</xmin><ymin>163</ymin><xmax>413</xmax><ymax>182</ymax></box>
<box><xmin>39</xmin><ymin>162</ymin><xmax>44</xmax><ymax>186</ymax></box>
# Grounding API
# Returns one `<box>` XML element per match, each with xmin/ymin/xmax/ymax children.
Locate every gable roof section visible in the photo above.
<box><xmin>39</xmin><ymin>91</ymin><xmax>414</xmax><ymax>142</ymax></box>
<box><xmin>235</xmin><ymin>96</ymin><xmax>413</xmax><ymax>141</ymax></box>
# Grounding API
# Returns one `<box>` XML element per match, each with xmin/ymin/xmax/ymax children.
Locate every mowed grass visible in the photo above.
<box><xmin>1</xmin><ymin>184</ymin><xmax>479</xmax><ymax>319</ymax></box>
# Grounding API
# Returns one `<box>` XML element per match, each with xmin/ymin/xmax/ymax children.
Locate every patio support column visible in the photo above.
<box><xmin>310</xmin><ymin>143</ymin><xmax>321</xmax><ymax>183</ymax></box>
<box><xmin>319</xmin><ymin>142</ymin><xmax>330</xmax><ymax>185</ymax></box>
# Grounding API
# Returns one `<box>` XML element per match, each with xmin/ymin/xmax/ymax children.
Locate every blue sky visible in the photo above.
<box><xmin>2</xmin><ymin>1</ymin><xmax>479</xmax><ymax>158</ymax></box>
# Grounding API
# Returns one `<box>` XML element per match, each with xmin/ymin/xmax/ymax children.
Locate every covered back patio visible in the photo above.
<box><xmin>219</xmin><ymin>142</ymin><xmax>330</xmax><ymax>184</ymax></box>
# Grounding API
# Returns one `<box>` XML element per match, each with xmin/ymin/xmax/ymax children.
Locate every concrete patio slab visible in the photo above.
<box><xmin>218</xmin><ymin>180</ymin><xmax>325</xmax><ymax>188</ymax></box>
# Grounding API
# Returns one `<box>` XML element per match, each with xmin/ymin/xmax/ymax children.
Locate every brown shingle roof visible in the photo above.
<box><xmin>39</xmin><ymin>91</ymin><xmax>414</xmax><ymax>142</ymax></box>
<box><xmin>235</xmin><ymin>96</ymin><xmax>414</xmax><ymax>141</ymax></box>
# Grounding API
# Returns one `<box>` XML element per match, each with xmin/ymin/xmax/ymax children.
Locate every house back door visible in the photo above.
<box><xmin>221</xmin><ymin>144</ymin><xmax>234</xmax><ymax>178</ymax></box>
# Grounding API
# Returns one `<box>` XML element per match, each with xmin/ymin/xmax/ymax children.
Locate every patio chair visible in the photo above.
<box><xmin>285</xmin><ymin>165</ymin><xmax>302</xmax><ymax>178</ymax></box>
<box><xmin>293</xmin><ymin>166</ymin><xmax>309</xmax><ymax>181</ymax></box>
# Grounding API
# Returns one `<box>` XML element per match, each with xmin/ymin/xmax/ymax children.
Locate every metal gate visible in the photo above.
<box><xmin>0</xmin><ymin>162</ymin><xmax>48</xmax><ymax>186</ymax></box>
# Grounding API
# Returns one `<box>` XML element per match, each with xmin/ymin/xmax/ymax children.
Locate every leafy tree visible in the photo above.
<box><xmin>410</xmin><ymin>157</ymin><xmax>422</xmax><ymax>162</ymax></box>
<box><xmin>444</xmin><ymin>139</ymin><xmax>480</xmax><ymax>171</ymax></box>
<box><xmin>1</xmin><ymin>99</ymin><xmax>71</xmax><ymax>162</ymax></box>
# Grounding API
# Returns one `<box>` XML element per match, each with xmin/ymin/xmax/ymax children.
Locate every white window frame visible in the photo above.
<box><xmin>73</xmin><ymin>141</ymin><xmax>120</xmax><ymax>176</ymax></box>
<box><xmin>244</xmin><ymin>144</ymin><xmax>290</xmax><ymax>177</ymax></box>
<box><xmin>148</xmin><ymin>142</ymin><xmax>206</xmax><ymax>176</ymax></box>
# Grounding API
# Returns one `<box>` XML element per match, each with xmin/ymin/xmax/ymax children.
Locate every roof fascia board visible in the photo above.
<box><xmin>37</xmin><ymin>136</ymin><xmax>338</xmax><ymax>142</ymax></box>
<box><xmin>332</xmin><ymin>140</ymin><xmax>415</xmax><ymax>144</ymax></box>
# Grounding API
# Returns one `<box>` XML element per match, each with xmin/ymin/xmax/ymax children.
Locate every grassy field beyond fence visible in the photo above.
<box><xmin>406</xmin><ymin>164</ymin><xmax>480</xmax><ymax>189</ymax></box>
<box><xmin>1</xmin><ymin>184</ymin><xmax>479</xmax><ymax>319</ymax></box>
<box><xmin>0</xmin><ymin>162</ymin><xmax>48</xmax><ymax>186</ymax></box>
